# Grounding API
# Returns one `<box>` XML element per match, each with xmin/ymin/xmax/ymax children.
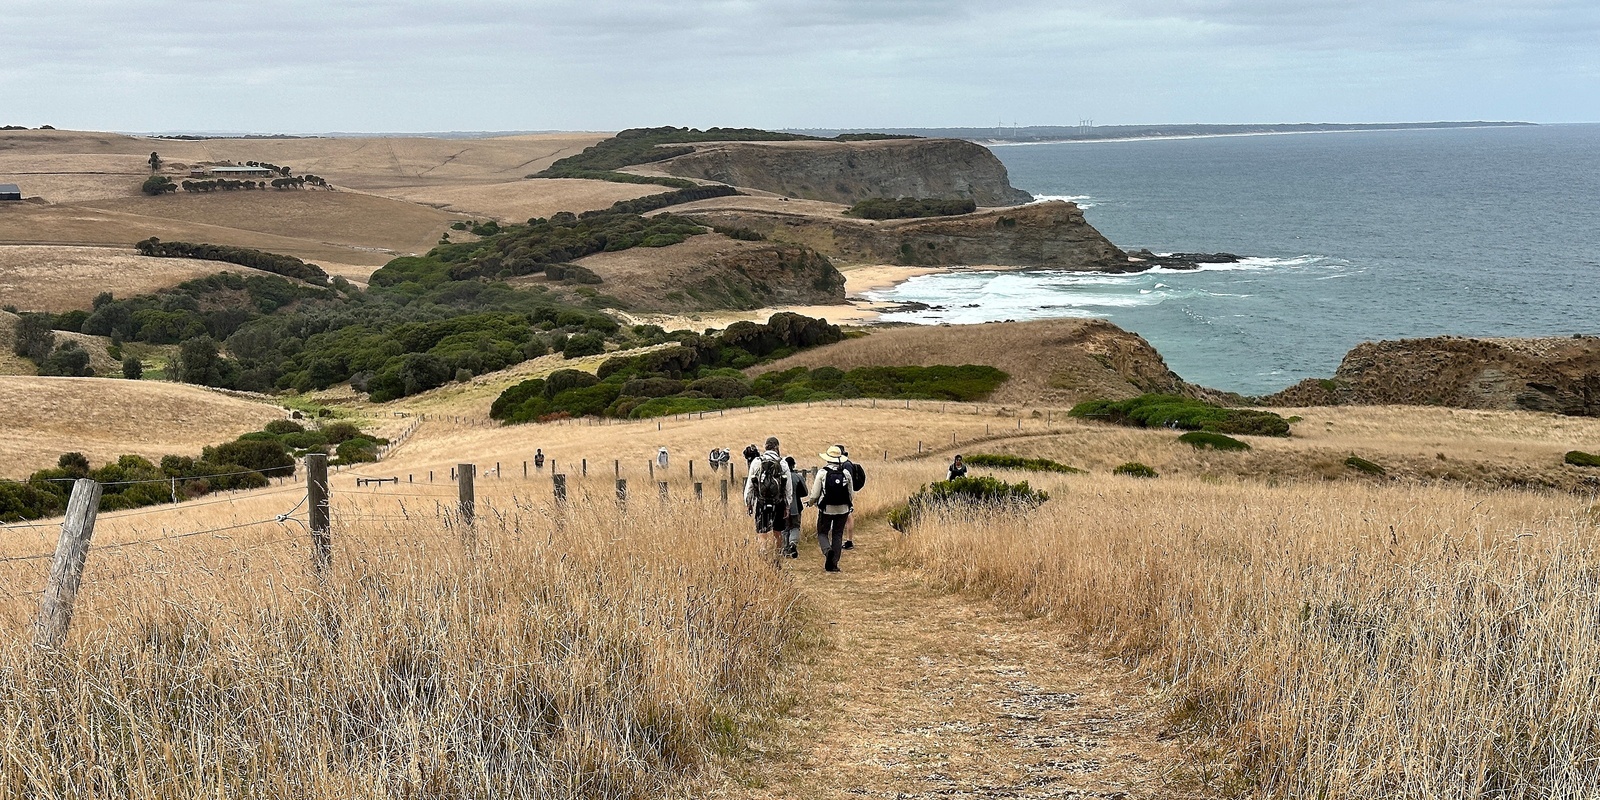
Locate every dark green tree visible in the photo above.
<box><xmin>122</xmin><ymin>355</ymin><xmax>144</xmax><ymax>380</ymax></box>
<box><xmin>12</xmin><ymin>314</ymin><xmax>55</xmax><ymax>362</ymax></box>
<box><xmin>174</xmin><ymin>336</ymin><xmax>222</xmax><ymax>385</ymax></box>
<box><xmin>40</xmin><ymin>341</ymin><xmax>93</xmax><ymax>376</ymax></box>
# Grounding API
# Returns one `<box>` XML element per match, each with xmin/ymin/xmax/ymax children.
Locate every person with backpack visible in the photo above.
<box><xmin>834</xmin><ymin>443</ymin><xmax>865</xmax><ymax>551</ymax></box>
<box><xmin>804</xmin><ymin>445</ymin><xmax>856</xmax><ymax>572</ymax></box>
<box><xmin>784</xmin><ymin>456</ymin><xmax>806</xmax><ymax>559</ymax></box>
<box><xmin>533</xmin><ymin>449</ymin><xmax>545</xmax><ymax>471</ymax></box>
<box><xmin>743</xmin><ymin>437</ymin><xmax>793</xmax><ymax>566</ymax></box>
<box><xmin>947</xmin><ymin>454</ymin><xmax>968</xmax><ymax>481</ymax></box>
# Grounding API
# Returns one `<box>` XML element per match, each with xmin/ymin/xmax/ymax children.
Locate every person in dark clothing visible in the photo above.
<box><xmin>947</xmin><ymin>454</ymin><xmax>967</xmax><ymax>481</ymax></box>
<box><xmin>784</xmin><ymin>456</ymin><xmax>805</xmax><ymax>558</ymax></box>
<box><xmin>744</xmin><ymin>437</ymin><xmax>792</xmax><ymax>567</ymax></box>
<box><xmin>805</xmin><ymin>445</ymin><xmax>855</xmax><ymax>572</ymax></box>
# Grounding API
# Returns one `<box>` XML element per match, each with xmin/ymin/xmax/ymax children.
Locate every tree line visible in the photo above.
<box><xmin>135</xmin><ymin>238</ymin><xmax>330</xmax><ymax>285</ymax></box>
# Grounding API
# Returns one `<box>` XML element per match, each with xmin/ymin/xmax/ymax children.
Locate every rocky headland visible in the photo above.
<box><xmin>650</xmin><ymin>138</ymin><xmax>1035</xmax><ymax>206</ymax></box>
<box><xmin>1267</xmin><ymin>335</ymin><xmax>1600</xmax><ymax>416</ymax></box>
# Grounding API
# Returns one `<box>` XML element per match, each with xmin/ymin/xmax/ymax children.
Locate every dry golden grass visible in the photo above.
<box><xmin>378</xmin><ymin>178</ymin><xmax>660</xmax><ymax>222</ymax></box>
<box><xmin>0</xmin><ymin>376</ymin><xmax>284</xmax><ymax>477</ymax></box>
<box><xmin>0</xmin><ymin>245</ymin><xmax>269</xmax><ymax>312</ymax></box>
<box><xmin>0</xmin><ymin>483</ymin><xmax>800</xmax><ymax>798</ymax></box>
<box><xmin>891</xmin><ymin>470</ymin><xmax>1600</xmax><ymax>797</ymax></box>
<box><xmin>80</xmin><ymin>191</ymin><xmax>454</xmax><ymax>256</ymax></box>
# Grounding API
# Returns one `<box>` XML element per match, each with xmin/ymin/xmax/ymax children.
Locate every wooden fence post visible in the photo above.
<box><xmin>582</xmin><ymin>458</ymin><xmax>587</xmax><ymax>476</ymax></box>
<box><xmin>523</xmin><ymin>461</ymin><xmax>528</xmax><ymax>479</ymax></box>
<box><xmin>458</xmin><ymin>463</ymin><xmax>476</xmax><ymax>527</ymax></box>
<box><xmin>553</xmin><ymin>474</ymin><xmax>568</xmax><ymax>504</ymax></box>
<box><xmin>616</xmin><ymin>479</ymin><xmax>628</xmax><ymax>506</ymax></box>
<box><xmin>33</xmin><ymin>478</ymin><xmax>102</xmax><ymax>650</ymax></box>
<box><xmin>614</xmin><ymin>459</ymin><xmax>620</xmax><ymax>477</ymax></box>
<box><xmin>720</xmin><ymin>479</ymin><xmax>730</xmax><ymax>505</ymax></box>
<box><xmin>306</xmin><ymin>453</ymin><xmax>331</xmax><ymax>573</ymax></box>
<box><xmin>694</xmin><ymin>482</ymin><xmax>703</xmax><ymax>500</ymax></box>
<box><xmin>689</xmin><ymin>460</ymin><xmax>694</xmax><ymax>479</ymax></box>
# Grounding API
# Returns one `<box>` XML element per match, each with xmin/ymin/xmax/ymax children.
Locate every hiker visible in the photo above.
<box><xmin>657</xmin><ymin>447</ymin><xmax>669</xmax><ymax>471</ymax></box>
<box><xmin>947</xmin><ymin>454</ymin><xmax>968</xmax><ymax>481</ymax></box>
<box><xmin>835</xmin><ymin>443</ymin><xmax>866</xmax><ymax>551</ymax></box>
<box><xmin>742</xmin><ymin>443</ymin><xmax>761</xmax><ymax>474</ymax></box>
<box><xmin>533</xmin><ymin>449</ymin><xmax>545</xmax><ymax>471</ymax></box>
<box><xmin>744</xmin><ymin>437</ymin><xmax>793</xmax><ymax>566</ymax></box>
<box><xmin>708</xmin><ymin>447</ymin><xmax>729</xmax><ymax>472</ymax></box>
<box><xmin>783</xmin><ymin>456</ymin><xmax>806</xmax><ymax>559</ymax></box>
<box><xmin>805</xmin><ymin>445</ymin><xmax>856</xmax><ymax>572</ymax></box>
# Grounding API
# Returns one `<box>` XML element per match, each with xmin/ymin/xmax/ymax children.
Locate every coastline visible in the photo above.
<box><xmin>980</xmin><ymin>123</ymin><xmax>1534</xmax><ymax>148</ymax></box>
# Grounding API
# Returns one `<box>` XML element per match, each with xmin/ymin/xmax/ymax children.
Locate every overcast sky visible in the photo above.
<box><xmin>2</xmin><ymin>0</ymin><xmax>1595</xmax><ymax>133</ymax></box>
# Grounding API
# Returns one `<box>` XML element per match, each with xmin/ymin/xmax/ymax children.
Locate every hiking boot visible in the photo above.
<box><xmin>785</xmin><ymin>543</ymin><xmax>799</xmax><ymax>558</ymax></box>
<box><xmin>842</xmin><ymin>540</ymin><xmax>855</xmax><ymax>550</ymax></box>
<box><xmin>825</xmin><ymin>565</ymin><xmax>841</xmax><ymax>572</ymax></box>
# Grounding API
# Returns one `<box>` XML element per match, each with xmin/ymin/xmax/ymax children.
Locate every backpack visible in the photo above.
<box><xmin>755</xmin><ymin>457</ymin><xmax>787</xmax><ymax>507</ymax></box>
<box><xmin>822</xmin><ymin>467</ymin><xmax>851</xmax><ymax>506</ymax></box>
<box><xmin>848</xmin><ymin>461</ymin><xmax>866</xmax><ymax>491</ymax></box>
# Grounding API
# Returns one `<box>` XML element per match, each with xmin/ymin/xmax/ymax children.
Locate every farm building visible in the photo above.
<box><xmin>0</xmin><ymin>183</ymin><xmax>21</xmax><ymax>201</ymax></box>
<box><xmin>207</xmin><ymin>166</ymin><xmax>275</xmax><ymax>177</ymax></box>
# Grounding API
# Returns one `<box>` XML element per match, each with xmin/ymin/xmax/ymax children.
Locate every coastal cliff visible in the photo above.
<box><xmin>1267</xmin><ymin>336</ymin><xmax>1600</xmax><ymax>416</ymax></box>
<box><xmin>683</xmin><ymin>201</ymin><xmax>1129</xmax><ymax>269</ymax></box>
<box><xmin>655</xmin><ymin>138</ymin><xmax>1034</xmax><ymax>206</ymax></box>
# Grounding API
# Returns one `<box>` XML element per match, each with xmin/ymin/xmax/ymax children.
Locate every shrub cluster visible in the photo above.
<box><xmin>135</xmin><ymin>238</ymin><xmax>330</xmax><ymax>285</ymax></box>
<box><xmin>846</xmin><ymin>197</ymin><xmax>977</xmax><ymax>220</ymax></box>
<box><xmin>1564</xmin><ymin>450</ymin><xmax>1600</xmax><ymax>468</ymax></box>
<box><xmin>369</xmin><ymin>211</ymin><xmax>706</xmax><ymax>287</ymax></box>
<box><xmin>1069</xmin><ymin>394</ymin><xmax>1291</xmax><ymax>437</ymax></box>
<box><xmin>583</xmin><ymin>184</ymin><xmax>740</xmax><ymax>218</ymax></box>
<box><xmin>10</xmin><ymin>313</ymin><xmax>94</xmax><ymax>376</ymax></box>
<box><xmin>1113</xmin><ymin>462</ymin><xmax>1159</xmax><ymax>478</ymax></box>
<box><xmin>491</xmin><ymin>313</ymin><xmax>852</xmax><ymax>423</ymax></box>
<box><xmin>1177</xmin><ymin>431</ymin><xmax>1252</xmax><ymax>451</ymax></box>
<box><xmin>1344</xmin><ymin>455</ymin><xmax>1387</xmax><ymax>476</ymax></box>
<box><xmin>0</xmin><ymin>420</ymin><xmax>387</xmax><ymax>522</ymax></box>
<box><xmin>141</xmin><ymin>175</ymin><xmax>176</xmax><ymax>195</ymax></box>
<box><xmin>888</xmin><ymin>475</ymin><xmax>1049</xmax><ymax>532</ymax></box>
<box><xmin>961</xmin><ymin>454</ymin><xmax>1083</xmax><ymax>473</ymax></box>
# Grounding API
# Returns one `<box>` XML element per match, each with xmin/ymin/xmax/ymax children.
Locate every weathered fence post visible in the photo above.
<box><xmin>306</xmin><ymin>453</ymin><xmax>331</xmax><ymax>573</ymax></box>
<box><xmin>523</xmin><ymin>461</ymin><xmax>528</xmax><ymax>479</ymax></box>
<box><xmin>694</xmin><ymin>482</ymin><xmax>703</xmax><ymax>500</ymax></box>
<box><xmin>614</xmin><ymin>459</ymin><xmax>620</xmax><ymax>478</ymax></box>
<box><xmin>689</xmin><ymin>460</ymin><xmax>694</xmax><ymax>479</ymax></box>
<box><xmin>496</xmin><ymin>461</ymin><xmax>501</xmax><ymax>478</ymax></box>
<box><xmin>33</xmin><ymin>478</ymin><xmax>102</xmax><ymax>650</ymax></box>
<box><xmin>616</xmin><ymin>479</ymin><xmax>628</xmax><ymax>506</ymax></box>
<box><xmin>429</xmin><ymin>470</ymin><xmax>434</xmax><ymax>483</ymax></box>
<box><xmin>457</xmin><ymin>463</ymin><xmax>476</xmax><ymax>527</ymax></box>
<box><xmin>918</xmin><ymin>440</ymin><xmax>922</xmax><ymax>453</ymax></box>
<box><xmin>649</xmin><ymin>461</ymin><xmax>655</xmax><ymax>481</ymax></box>
<box><xmin>553</xmin><ymin>474</ymin><xmax>568</xmax><ymax>504</ymax></box>
<box><xmin>582</xmin><ymin>458</ymin><xmax>587</xmax><ymax>476</ymax></box>
<box><xmin>720</xmin><ymin>479</ymin><xmax>730</xmax><ymax>505</ymax></box>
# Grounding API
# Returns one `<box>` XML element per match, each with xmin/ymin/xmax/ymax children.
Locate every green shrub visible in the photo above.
<box><xmin>1565</xmin><ymin>451</ymin><xmax>1600</xmax><ymax>467</ymax></box>
<box><xmin>335</xmin><ymin>438</ymin><xmax>379</xmax><ymax>464</ymax></box>
<box><xmin>961</xmin><ymin>454</ymin><xmax>1083</xmax><ymax>473</ymax></box>
<box><xmin>1113</xmin><ymin>462</ymin><xmax>1159</xmax><ymax>479</ymax></box>
<box><xmin>889</xmin><ymin>476</ymin><xmax>1050</xmax><ymax>532</ymax></box>
<box><xmin>562</xmin><ymin>333</ymin><xmax>606</xmax><ymax>359</ymax></box>
<box><xmin>1070</xmin><ymin>394</ymin><xmax>1291</xmax><ymax>437</ymax></box>
<box><xmin>846</xmin><ymin>197</ymin><xmax>977</xmax><ymax>220</ymax></box>
<box><xmin>1177</xmin><ymin>431</ymin><xmax>1252</xmax><ymax>451</ymax></box>
<box><xmin>263</xmin><ymin>419</ymin><xmax>305</xmax><ymax>435</ymax></box>
<box><xmin>1344</xmin><ymin>455</ymin><xmax>1387</xmax><ymax>476</ymax></box>
<box><xmin>320</xmin><ymin>421</ymin><xmax>363</xmax><ymax>445</ymax></box>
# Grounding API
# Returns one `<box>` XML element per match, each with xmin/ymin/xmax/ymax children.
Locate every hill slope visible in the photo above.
<box><xmin>751</xmin><ymin>318</ymin><xmax>1211</xmax><ymax>406</ymax></box>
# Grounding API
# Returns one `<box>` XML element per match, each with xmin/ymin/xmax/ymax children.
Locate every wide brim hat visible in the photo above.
<box><xmin>820</xmin><ymin>445</ymin><xmax>847</xmax><ymax>463</ymax></box>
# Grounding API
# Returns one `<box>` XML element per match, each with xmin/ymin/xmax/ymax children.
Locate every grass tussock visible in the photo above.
<box><xmin>0</xmin><ymin>490</ymin><xmax>801</xmax><ymax>798</ymax></box>
<box><xmin>891</xmin><ymin>472</ymin><xmax>1600</xmax><ymax>797</ymax></box>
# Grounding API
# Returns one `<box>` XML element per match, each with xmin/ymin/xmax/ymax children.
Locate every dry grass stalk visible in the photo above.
<box><xmin>890</xmin><ymin>470</ymin><xmax>1600</xmax><ymax>797</ymax></box>
<box><xmin>0</xmin><ymin>486</ymin><xmax>801</xmax><ymax>798</ymax></box>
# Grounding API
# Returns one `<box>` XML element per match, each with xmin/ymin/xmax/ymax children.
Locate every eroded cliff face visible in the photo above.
<box><xmin>685</xmin><ymin>201</ymin><xmax>1129</xmax><ymax>270</ymax></box>
<box><xmin>658</xmin><ymin>139</ymin><xmax>1034</xmax><ymax>206</ymax></box>
<box><xmin>1266</xmin><ymin>336</ymin><xmax>1600</xmax><ymax>416</ymax></box>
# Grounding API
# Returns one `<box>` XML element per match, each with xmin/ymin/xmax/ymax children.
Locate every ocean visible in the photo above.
<box><xmin>865</xmin><ymin>124</ymin><xmax>1600</xmax><ymax>396</ymax></box>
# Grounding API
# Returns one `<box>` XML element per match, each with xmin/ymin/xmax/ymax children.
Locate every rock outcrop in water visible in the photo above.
<box><xmin>1266</xmin><ymin>336</ymin><xmax>1600</xmax><ymax>416</ymax></box>
<box><xmin>685</xmin><ymin>201</ymin><xmax>1130</xmax><ymax>270</ymax></box>
<box><xmin>656</xmin><ymin>138</ymin><xmax>1034</xmax><ymax>206</ymax></box>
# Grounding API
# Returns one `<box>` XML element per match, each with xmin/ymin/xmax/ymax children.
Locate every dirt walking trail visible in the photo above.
<box><xmin>718</xmin><ymin>523</ymin><xmax>1210</xmax><ymax>799</ymax></box>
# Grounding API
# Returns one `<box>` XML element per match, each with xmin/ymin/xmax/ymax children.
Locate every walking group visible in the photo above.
<box><xmin>741</xmin><ymin>437</ymin><xmax>865</xmax><ymax>572</ymax></box>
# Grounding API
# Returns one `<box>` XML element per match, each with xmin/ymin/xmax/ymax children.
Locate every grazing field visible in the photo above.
<box><xmin>377</xmin><ymin>177</ymin><xmax>661</xmax><ymax>221</ymax></box>
<box><xmin>0</xmin><ymin>245</ymin><xmax>267</xmax><ymax>312</ymax></box>
<box><xmin>0</xmin><ymin>376</ymin><xmax>284</xmax><ymax>477</ymax></box>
